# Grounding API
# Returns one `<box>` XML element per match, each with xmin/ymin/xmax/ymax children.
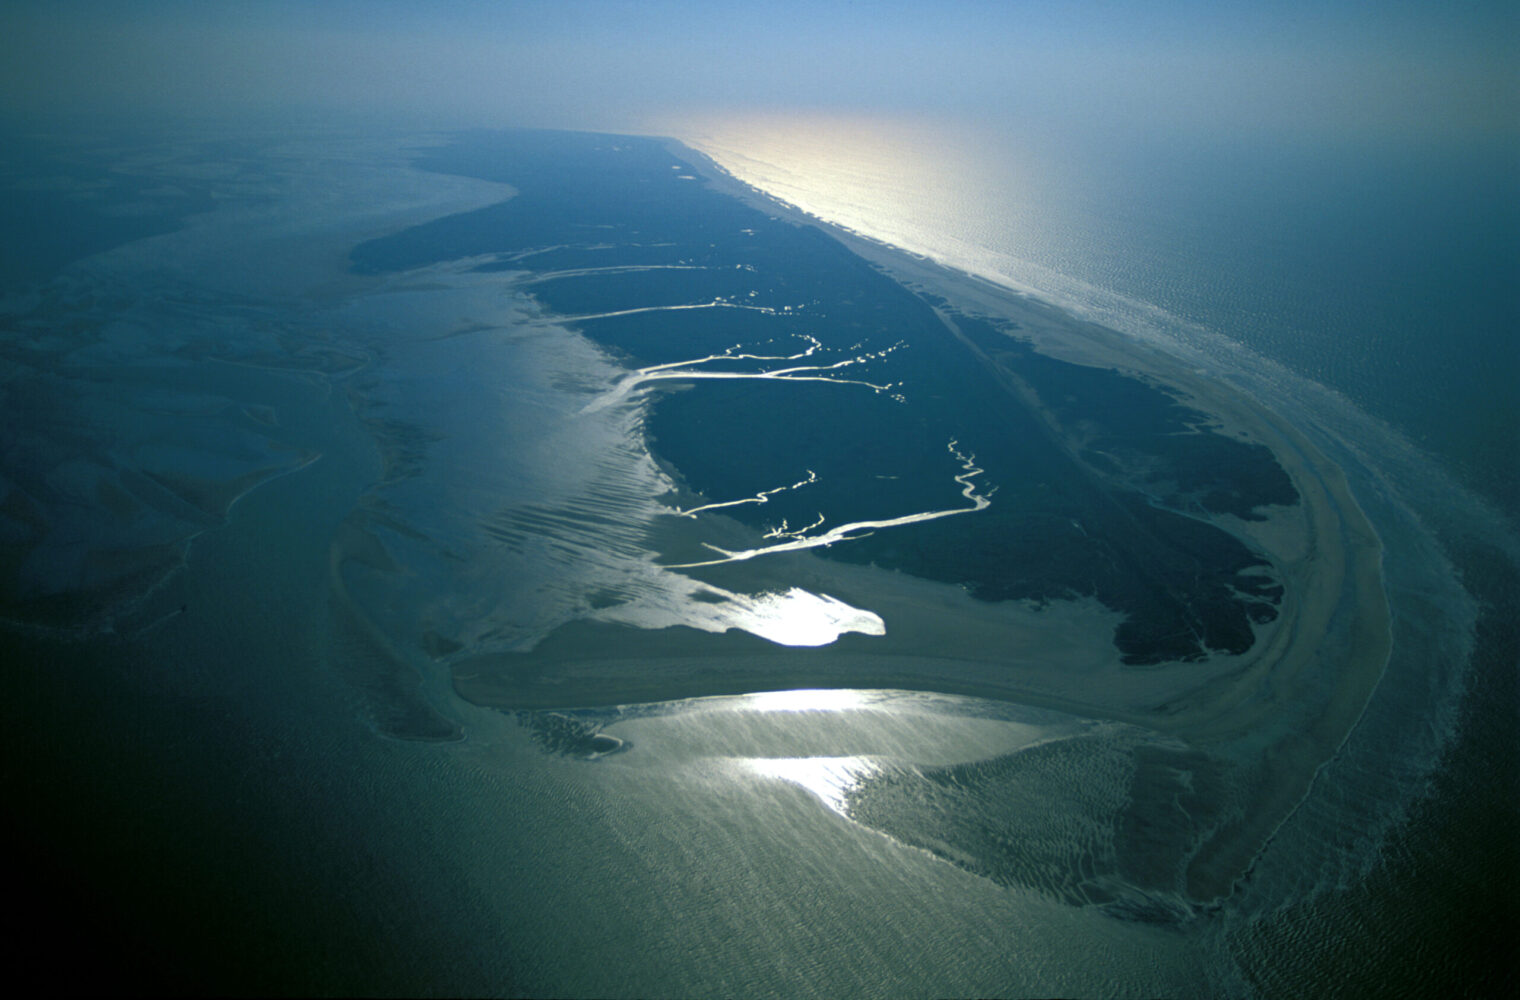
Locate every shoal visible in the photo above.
<box><xmin>448</xmin><ymin>138</ymin><xmax>1393</xmax><ymax>902</ymax></box>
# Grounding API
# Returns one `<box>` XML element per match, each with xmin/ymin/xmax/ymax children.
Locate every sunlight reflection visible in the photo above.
<box><xmin>591</xmin><ymin>578</ymin><xmax>883</xmax><ymax>647</ymax></box>
<box><xmin>747</xmin><ymin>755</ymin><xmax>881</xmax><ymax>815</ymax></box>
<box><xmin>741</xmin><ymin>688</ymin><xmax>872</xmax><ymax>713</ymax></box>
<box><xmin>722</xmin><ymin>588</ymin><xmax>885</xmax><ymax>646</ymax></box>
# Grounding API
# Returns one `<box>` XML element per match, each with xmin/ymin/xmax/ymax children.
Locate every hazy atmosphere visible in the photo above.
<box><xmin>3</xmin><ymin>2</ymin><xmax>1515</xmax><ymax>996</ymax></box>
<box><xmin>5</xmin><ymin>2</ymin><xmax>1513</xmax><ymax>135</ymax></box>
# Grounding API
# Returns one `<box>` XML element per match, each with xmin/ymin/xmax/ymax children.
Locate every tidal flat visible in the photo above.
<box><xmin>338</xmin><ymin>130</ymin><xmax>1394</xmax><ymax>904</ymax></box>
<box><xmin>6</xmin><ymin>124</ymin><xmax>1471</xmax><ymax>996</ymax></box>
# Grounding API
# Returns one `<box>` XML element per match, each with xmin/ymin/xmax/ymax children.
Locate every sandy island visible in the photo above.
<box><xmin>447</xmin><ymin>140</ymin><xmax>1393</xmax><ymax>902</ymax></box>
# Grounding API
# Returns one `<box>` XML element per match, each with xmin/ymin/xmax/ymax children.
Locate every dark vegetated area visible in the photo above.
<box><xmin>351</xmin><ymin>129</ymin><xmax>1300</xmax><ymax>664</ymax></box>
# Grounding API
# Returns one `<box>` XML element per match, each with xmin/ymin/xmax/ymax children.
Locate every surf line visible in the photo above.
<box><xmin>666</xmin><ymin>441</ymin><xmax>992</xmax><ymax>568</ymax></box>
<box><xmin>580</xmin><ymin>336</ymin><xmax>904</xmax><ymax>414</ymax></box>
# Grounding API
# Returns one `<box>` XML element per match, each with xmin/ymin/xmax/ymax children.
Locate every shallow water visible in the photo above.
<box><xmin>2</xmin><ymin>121</ymin><xmax>1513</xmax><ymax>996</ymax></box>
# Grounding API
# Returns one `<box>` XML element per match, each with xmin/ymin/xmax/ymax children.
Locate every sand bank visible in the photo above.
<box><xmin>450</xmin><ymin>140</ymin><xmax>1393</xmax><ymax>901</ymax></box>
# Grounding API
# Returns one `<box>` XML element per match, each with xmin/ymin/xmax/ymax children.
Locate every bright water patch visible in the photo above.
<box><xmin>747</xmin><ymin>756</ymin><xmax>881</xmax><ymax>815</ymax></box>
<box><xmin>545</xmin><ymin>687</ymin><xmax>1203</xmax><ymax>920</ymax></box>
<box><xmin>596</xmin><ymin>584</ymin><xmax>884</xmax><ymax>646</ymax></box>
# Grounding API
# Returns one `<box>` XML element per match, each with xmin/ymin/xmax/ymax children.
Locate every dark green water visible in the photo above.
<box><xmin>1</xmin><ymin>122</ymin><xmax>1513</xmax><ymax>996</ymax></box>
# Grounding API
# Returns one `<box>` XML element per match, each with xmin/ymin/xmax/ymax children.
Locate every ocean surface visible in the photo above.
<box><xmin>1</xmin><ymin>118</ymin><xmax>1514</xmax><ymax>997</ymax></box>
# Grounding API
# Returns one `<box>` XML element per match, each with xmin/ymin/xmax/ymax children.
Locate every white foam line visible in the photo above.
<box><xmin>524</xmin><ymin>265</ymin><xmax>715</xmax><ymax>283</ymax></box>
<box><xmin>552</xmin><ymin>300</ymin><xmax>781</xmax><ymax>323</ymax></box>
<box><xmin>666</xmin><ymin>441</ymin><xmax>991</xmax><ymax>568</ymax></box>
<box><xmin>640</xmin><ymin>334</ymin><xmax>823</xmax><ymax>375</ymax></box>
<box><xmin>675</xmin><ymin>469</ymin><xmax>819</xmax><ymax>517</ymax></box>
<box><xmin>596</xmin><ymin>369</ymin><xmax>898</xmax><ymax>415</ymax></box>
<box><xmin>764</xmin><ymin>511</ymin><xmax>828</xmax><ymax>540</ymax></box>
<box><xmin>583</xmin><ymin>367</ymin><xmax>898</xmax><ymax>414</ymax></box>
<box><xmin>580</xmin><ymin>337</ymin><xmax>902</xmax><ymax>414</ymax></box>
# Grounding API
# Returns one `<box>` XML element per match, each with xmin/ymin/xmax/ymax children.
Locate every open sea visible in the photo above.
<box><xmin>2</xmin><ymin>114</ymin><xmax>1515</xmax><ymax>997</ymax></box>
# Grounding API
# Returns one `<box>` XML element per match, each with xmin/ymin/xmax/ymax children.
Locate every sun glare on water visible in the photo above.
<box><xmin>746</xmin><ymin>755</ymin><xmax>882</xmax><ymax>815</ymax></box>
<box><xmin>720</xmin><ymin>588</ymin><xmax>886</xmax><ymax>646</ymax></box>
<box><xmin>741</xmin><ymin>688</ymin><xmax>874</xmax><ymax>713</ymax></box>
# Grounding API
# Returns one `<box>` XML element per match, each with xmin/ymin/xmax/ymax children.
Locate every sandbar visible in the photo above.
<box><xmin>448</xmin><ymin>140</ymin><xmax>1393</xmax><ymax>901</ymax></box>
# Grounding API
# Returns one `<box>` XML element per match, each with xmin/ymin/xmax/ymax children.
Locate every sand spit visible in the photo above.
<box><xmin>452</xmin><ymin>140</ymin><xmax>1393</xmax><ymax>903</ymax></box>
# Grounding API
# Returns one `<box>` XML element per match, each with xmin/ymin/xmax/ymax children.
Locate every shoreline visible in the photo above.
<box><xmin>450</xmin><ymin>135</ymin><xmax>1394</xmax><ymax>900</ymax></box>
<box><xmin>689</xmin><ymin>136</ymin><xmax>1395</xmax><ymax>899</ymax></box>
<box><xmin>4</xmin><ymin>123</ymin><xmax>1502</xmax><ymax>996</ymax></box>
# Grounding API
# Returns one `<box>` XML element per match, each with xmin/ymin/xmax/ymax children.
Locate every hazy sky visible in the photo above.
<box><xmin>3</xmin><ymin>1</ymin><xmax>1514</xmax><ymax>145</ymax></box>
